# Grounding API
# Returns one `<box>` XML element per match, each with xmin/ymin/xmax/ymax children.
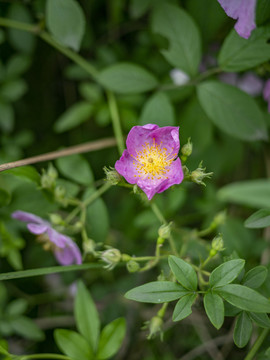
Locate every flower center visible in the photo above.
<box><xmin>132</xmin><ymin>138</ymin><xmax>176</xmax><ymax>180</ymax></box>
<box><xmin>36</xmin><ymin>234</ymin><xmax>61</xmax><ymax>252</ymax></box>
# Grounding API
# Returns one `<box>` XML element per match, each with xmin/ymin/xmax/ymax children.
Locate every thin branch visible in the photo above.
<box><xmin>0</xmin><ymin>137</ymin><xmax>117</xmax><ymax>172</ymax></box>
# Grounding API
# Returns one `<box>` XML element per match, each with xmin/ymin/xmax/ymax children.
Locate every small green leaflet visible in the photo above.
<box><xmin>209</xmin><ymin>259</ymin><xmax>245</xmax><ymax>288</ymax></box>
<box><xmin>245</xmin><ymin>209</ymin><xmax>270</xmax><ymax>229</ymax></box>
<box><xmin>172</xmin><ymin>294</ymin><xmax>197</xmax><ymax>322</ymax></box>
<box><xmin>203</xmin><ymin>292</ymin><xmax>224</xmax><ymax>329</ymax></box>
<box><xmin>168</xmin><ymin>256</ymin><xmax>197</xmax><ymax>290</ymax></box>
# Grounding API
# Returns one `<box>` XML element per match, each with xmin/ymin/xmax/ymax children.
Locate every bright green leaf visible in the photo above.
<box><xmin>125</xmin><ymin>281</ymin><xmax>190</xmax><ymax>303</ymax></box>
<box><xmin>243</xmin><ymin>266</ymin><xmax>268</xmax><ymax>289</ymax></box>
<box><xmin>97</xmin><ymin>318</ymin><xmax>126</xmax><ymax>360</ymax></box>
<box><xmin>249</xmin><ymin>312</ymin><xmax>270</xmax><ymax>328</ymax></box>
<box><xmin>245</xmin><ymin>209</ymin><xmax>270</xmax><ymax>229</ymax></box>
<box><xmin>209</xmin><ymin>259</ymin><xmax>245</xmax><ymax>288</ymax></box>
<box><xmin>218</xmin><ymin>180</ymin><xmax>270</xmax><ymax>209</ymax></box>
<box><xmin>46</xmin><ymin>0</ymin><xmax>85</xmax><ymax>51</ymax></box>
<box><xmin>218</xmin><ymin>28</ymin><xmax>270</xmax><ymax>72</ymax></box>
<box><xmin>75</xmin><ymin>281</ymin><xmax>100</xmax><ymax>352</ymax></box>
<box><xmin>168</xmin><ymin>256</ymin><xmax>198</xmax><ymax>290</ymax></box>
<box><xmin>233</xmin><ymin>312</ymin><xmax>253</xmax><ymax>348</ymax></box>
<box><xmin>6</xmin><ymin>166</ymin><xmax>40</xmax><ymax>185</ymax></box>
<box><xmin>54</xmin><ymin>329</ymin><xmax>93</xmax><ymax>360</ymax></box>
<box><xmin>139</xmin><ymin>92</ymin><xmax>175</xmax><ymax>126</ymax></box>
<box><xmin>172</xmin><ymin>294</ymin><xmax>197</xmax><ymax>322</ymax></box>
<box><xmin>216</xmin><ymin>284</ymin><xmax>270</xmax><ymax>313</ymax></box>
<box><xmin>10</xmin><ymin>316</ymin><xmax>45</xmax><ymax>341</ymax></box>
<box><xmin>152</xmin><ymin>3</ymin><xmax>201</xmax><ymax>76</ymax></box>
<box><xmin>56</xmin><ymin>154</ymin><xmax>94</xmax><ymax>186</ymax></box>
<box><xmin>197</xmin><ymin>81</ymin><xmax>268</xmax><ymax>141</ymax></box>
<box><xmin>98</xmin><ymin>63</ymin><xmax>158</xmax><ymax>94</ymax></box>
<box><xmin>203</xmin><ymin>292</ymin><xmax>224</xmax><ymax>329</ymax></box>
<box><xmin>54</xmin><ymin>102</ymin><xmax>93</xmax><ymax>133</ymax></box>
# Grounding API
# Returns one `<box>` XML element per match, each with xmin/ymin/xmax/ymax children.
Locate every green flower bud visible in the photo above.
<box><xmin>191</xmin><ymin>162</ymin><xmax>213</xmax><ymax>186</ymax></box>
<box><xmin>83</xmin><ymin>238</ymin><xmax>96</xmax><ymax>254</ymax></box>
<box><xmin>213</xmin><ymin>211</ymin><xmax>226</xmax><ymax>226</ymax></box>
<box><xmin>126</xmin><ymin>260</ymin><xmax>140</xmax><ymax>273</ymax></box>
<box><xmin>101</xmin><ymin>248</ymin><xmax>121</xmax><ymax>270</ymax></box>
<box><xmin>147</xmin><ymin>316</ymin><xmax>163</xmax><ymax>340</ymax></box>
<box><xmin>158</xmin><ymin>223</ymin><xmax>172</xmax><ymax>240</ymax></box>
<box><xmin>49</xmin><ymin>213</ymin><xmax>63</xmax><ymax>225</ymax></box>
<box><xmin>103</xmin><ymin>166</ymin><xmax>121</xmax><ymax>185</ymax></box>
<box><xmin>211</xmin><ymin>235</ymin><xmax>225</xmax><ymax>252</ymax></box>
<box><xmin>47</xmin><ymin>163</ymin><xmax>58</xmax><ymax>180</ymax></box>
<box><xmin>54</xmin><ymin>185</ymin><xmax>66</xmax><ymax>200</ymax></box>
<box><xmin>121</xmin><ymin>253</ymin><xmax>131</xmax><ymax>262</ymax></box>
<box><xmin>181</xmin><ymin>138</ymin><xmax>193</xmax><ymax>157</ymax></box>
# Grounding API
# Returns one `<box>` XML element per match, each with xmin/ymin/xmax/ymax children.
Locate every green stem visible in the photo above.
<box><xmin>106</xmin><ymin>90</ymin><xmax>125</xmax><ymax>155</ymax></box>
<box><xmin>151</xmin><ymin>203</ymin><xmax>166</xmax><ymax>224</ymax></box>
<box><xmin>0</xmin><ymin>17</ymin><xmax>39</xmax><ymax>33</ymax></box>
<box><xmin>244</xmin><ymin>329</ymin><xmax>270</xmax><ymax>360</ymax></box>
<box><xmin>83</xmin><ymin>182</ymin><xmax>112</xmax><ymax>207</ymax></box>
<box><xmin>19</xmin><ymin>354</ymin><xmax>70</xmax><ymax>360</ymax></box>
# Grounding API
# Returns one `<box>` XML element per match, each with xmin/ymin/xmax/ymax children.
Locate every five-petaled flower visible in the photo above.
<box><xmin>217</xmin><ymin>0</ymin><xmax>256</xmax><ymax>39</ymax></box>
<box><xmin>12</xmin><ymin>210</ymin><xmax>82</xmax><ymax>265</ymax></box>
<box><xmin>115</xmin><ymin>124</ymin><xmax>184</xmax><ymax>200</ymax></box>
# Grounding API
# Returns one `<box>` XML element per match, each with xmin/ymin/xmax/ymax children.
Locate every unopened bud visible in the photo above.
<box><xmin>213</xmin><ymin>211</ymin><xmax>226</xmax><ymax>226</ymax></box>
<box><xmin>103</xmin><ymin>166</ymin><xmax>121</xmax><ymax>185</ymax></box>
<box><xmin>191</xmin><ymin>162</ymin><xmax>213</xmax><ymax>186</ymax></box>
<box><xmin>126</xmin><ymin>260</ymin><xmax>140</xmax><ymax>273</ymax></box>
<box><xmin>101</xmin><ymin>248</ymin><xmax>121</xmax><ymax>270</ymax></box>
<box><xmin>211</xmin><ymin>235</ymin><xmax>225</xmax><ymax>252</ymax></box>
<box><xmin>47</xmin><ymin>163</ymin><xmax>58</xmax><ymax>180</ymax></box>
<box><xmin>147</xmin><ymin>316</ymin><xmax>163</xmax><ymax>340</ymax></box>
<box><xmin>83</xmin><ymin>238</ymin><xmax>96</xmax><ymax>254</ymax></box>
<box><xmin>181</xmin><ymin>138</ymin><xmax>193</xmax><ymax>157</ymax></box>
<box><xmin>54</xmin><ymin>185</ymin><xmax>66</xmax><ymax>199</ymax></box>
<box><xmin>158</xmin><ymin>223</ymin><xmax>172</xmax><ymax>240</ymax></box>
<box><xmin>49</xmin><ymin>213</ymin><xmax>63</xmax><ymax>225</ymax></box>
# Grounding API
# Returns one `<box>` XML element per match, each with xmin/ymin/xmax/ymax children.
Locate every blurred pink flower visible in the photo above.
<box><xmin>263</xmin><ymin>80</ymin><xmax>270</xmax><ymax>113</ymax></box>
<box><xmin>115</xmin><ymin>124</ymin><xmax>184</xmax><ymax>200</ymax></box>
<box><xmin>217</xmin><ymin>0</ymin><xmax>256</xmax><ymax>39</ymax></box>
<box><xmin>12</xmin><ymin>210</ymin><xmax>82</xmax><ymax>265</ymax></box>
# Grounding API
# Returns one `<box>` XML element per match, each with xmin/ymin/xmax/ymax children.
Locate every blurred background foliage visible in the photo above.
<box><xmin>0</xmin><ymin>0</ymin><xmax>270</xmax><ymax>359</ymax></box>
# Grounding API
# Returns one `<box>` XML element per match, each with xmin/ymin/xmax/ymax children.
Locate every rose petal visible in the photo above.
<box><xmin>218</xmin><ymin>0</ymin><xmax>256</xmax><ymax>39</ymax></box>
<box><xmin>47</xmin><ymin>228</ymin><xmax>66</xmax><ymax>248</ymax></box>
<box><xmin>12</xmin><ymin>210</ymin><xmax>45</xmax><ymax>225</ymax></box>
<box><xmin>27</xmin><ymin>223</ymin><xmax>48</xmax><ymax>235</ymax></box>
<box><xmin>54</xmin><ymin>237</ymin><xmax>82</xmax><ymax>265</ymax></box>
<box><xmin>150</xmin><ymin>126</ymin><xmax>180</xmax><ymax>157</ymax></box>
<box><xmin>115</xmin><ymin>149</ymin><xmax>138</xmax><ymax>184</ymax></box>
<box><xmin>126</xmin><ymin>124</ymin><xmax>159</xmax><ymax>157</ymax></box>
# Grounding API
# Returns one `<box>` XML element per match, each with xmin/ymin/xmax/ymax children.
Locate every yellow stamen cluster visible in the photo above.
<box><xmin>36</xmin><ymin>234</ymin><xmax>61</xmax><ymax>252</ymax></box>
<box><xmin>132</xmin><ymin>138</ymin><xmax>176</xmax><ymax>180</ymax></box>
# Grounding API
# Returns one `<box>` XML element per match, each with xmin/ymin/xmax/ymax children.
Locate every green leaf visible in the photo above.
<box><xmin>75</xmin><ymin>281</ymin><xmax>100</xmax><ymax>353</ymax></box>
<box><xmin>197</xmin><ymin>81</ymin><xmax>268</xmax><ymax>141</ymax></box>
<box><xmin>6</xmin><ymin>166</ymin><xmax>40</xmax><ymax>184</ymax></box>
<box><xmin>46</xmin><ymin>0</ymin><xmax>85</xmax><ymax>51</ymax></box>
<box><xmin>218</xmin><ymin>27</ymin><xmax>270</xmax><ymax>71</ymax></box>
<box><xmin>256</xmin><ymin>0</ymin><xmax>270</xmax><ymax>26</ymax></box>
<box><xmin>203</xmin><ymin>292</ymin><xmax>224</xmax><ymax>329</ymax></box>
<box><xmin>216</xmin><ymin>284</ymin><xmax>270</xmax><ymax>313</ymax></box>
<box><xmin>97</xmin><ymin>318</ymin><xmax>126</xmax><ymax>360</ymax></box>
<box><xmin>172</xmin><ymin>293</ymin><xmax>197</xmax><ymax>322</ymax></box>
<box><xmin>10</xmin><ymin>316</ymin><xmax>44</xmax><ymax>341</ymax></box>
<box><xmin>6</xmin><ymin>54</ymin><xmax>31</xmax><ymax>79</ymax></box>
<box><xmin>139</xmin><ymin>92</ymin><xmax>175</xmax><ymax>126</ymax></box>
<box><xmin>98</xmin><ymin>63</ymin><xmax>158</xmax><ymax>94</ymax></box>
<box><xmin>249</xmin><ymin>312</ymin><xmax>270</xmax><ymax>328</ymax></box>
<box><xmin>56</xmin><ymin>154</ymin><xmax>94</xmax><ymax>186</ymax></box>
<box><xmin>7</xmin><ymin>3</ymin><xmax>36</xmax><ymax>54</ymax></box>
<box><xmin>209</xmin><ymin>259</ymin><xmax>245</xmax><ymax>288</ymax></box>
<box><xmin>243</xmin><ymin>266</ymin><xmax>268</xmax><ymax>289</ymax></box>
<box><xmin>6</xmin><ymin>299</ymin><xmax>27</xmax><ymax>317</ymax></box>
<box><xmin>152</xmin><ymin>3</ymin><xmax>201</xmax><ymax>76</ymax></box>
<box><xmin>0</xmin><ymin>79</ymin><xmax>28</xmax><ymax>102</ymax></box>
<box><xmin>125</xmin><ymin>281</ymin><xmax>190</xmax><ymax>303</ymax></box>
<box><xmin>0</xmin><ymin>102</ymin><xmax>14</xmax><ymax>133</ymax></box>
<box><xmin>245</xmin><ymin>209</ymin><xmax>270</xmax><ymax>229</ymax></box>
<box><xmin>0</xmin><ymin>263</ymin><xmax>103</xmax><ymax>281</ymax></box>
<box><xmin>54</xmin><ymin>329</ymin><xmax>93</xmax><ymax>360</ymax></box>
<box><xmin>233</xmin><ymin>311</ymin><xmax>253</xmax><ymax>348</ymax></box>
<box><xmin>54</xmin><ymin>102</ymin><xmax>94</xmax><ymax>133</ymax></box>
<box><xmin>0</xmin><ymin>188</ymin><xmax>11</xmax><ymax>207</ymax></box>
<box><xmin>84</xmin><ymin>188</ymin><xmax>109</xmax><ymax>243</ymax></box>
<box><xmin>218</xmin><ymin>180</ymin><xmax>270</xmax><ymax>209</ymax></box>
<box><xmin>168</xmin><ymin>256</ymin><xmax>197</xmax><ymax>290</ymax></box>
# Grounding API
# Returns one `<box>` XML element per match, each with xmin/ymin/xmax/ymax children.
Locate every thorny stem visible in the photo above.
<box><xmin>106</xmin><ymin>90</ymin><xmax>125</xmax><ymax>155</ymax></box>
<box><xmin>244</xmin><ymin>329</ymin><xmax>270</xmax><ymax>360</ymax></box>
